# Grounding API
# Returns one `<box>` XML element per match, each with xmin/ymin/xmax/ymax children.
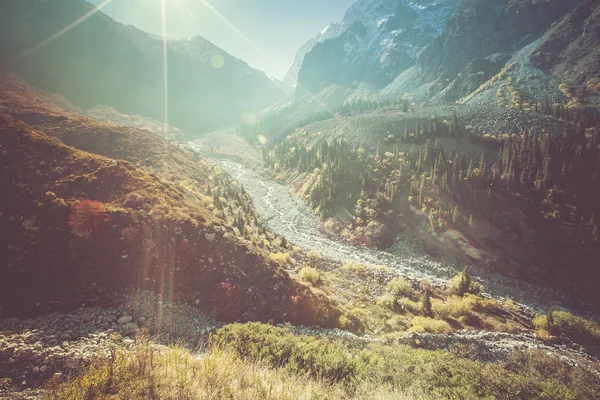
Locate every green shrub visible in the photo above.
<box><xmin>431</xmin><ymin>298</ymin><xmax>450</xmax><ymax>319</ymax></box>
<box><xmin>533</xmin><ymin>310</ymin><xmax>600</xmax><ymax>345</ymax></box>
<box><xmin>450</xmin><ymin>267</ymin><xmax>480</xmax><ymax>296</ymax></box>
<box><xmin>377</xmin><ymin>294</ymin><xmax>399</xmax><ymax>311</ymax></box>
<box><xmin>342</xmin><ymin>260</ymin><xmax>366</xmax><ymax>275</ymax></box>
<box><xmin>399</xmin><ymin>298</ymin><xmax>421</xmax><ymax>314</ymax></box>
<box><xmin>447</xmin><ymin>295</ymin><xmax>477</xmax><ymax>317</ymax></box>
<box><xmin>208</xmin><ymin>323</ymin><xmax>600</xmax><ymax>399</ymax></box>
<box><xmin>211</xmin><ymin>323</ymin><xmax>361</xmax><ymax>382</ymax></box>
<box><xmin>298</xmin><ymin>266</ymin><xmax>321</xmax><ymax>285</ymax></box>
<box><xmin>387</xmin><ymin>277</ymin><xmax>414</xmax><ymax>297</ymax></box>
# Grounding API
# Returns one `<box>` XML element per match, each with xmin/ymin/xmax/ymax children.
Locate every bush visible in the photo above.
<box><xmin>298</xmin><ymin>267</ymin><xmax>321</xmax><ymax>285</ymax></box>
<box><xmin>533</xmin><ymin>310</ymin><xmax>600</xmax><ymax>345</ymax></box>
<box><xmin>450</xmin><ymin>267</ymin><xmax>480</xmax><ymax>296</ymax></box>
<box><xmin>269</xmin><ymin>251</ymin><xmax>290</xmax><ymax>265</ymax></box>
<box><xmin>208</xmin><ymin>323</ymin><xmax>600</xmax><ymax>400</ymax></box>
<box><xmin>387</xmin><ymin>277</ymin><xmax>414</xmax><ymax>297</ymax></box>
<box><xmin>377</xmin><ymin>294</ymin><xmax>399</xmax><ymax>311</ymax></box>
<box><xmin>409</xmin><ymin>317</ymin><xmax>451</xmax><ymax>334</ymax></box>
<box><xmin>211</xmin><ymin>323</ymin><xmax>360</xmax><ymax>383</ymax></box>
<box><xmin>399</xmin><ymin>298</ymin><xmax>422</xmax><ymax>314</ymax></box>
<box><xmin>68</xmin><ymin>199</ymin><xmax>110</xmax><ymax>238</ymax></box>
<box><xmin>504</xmin><ymin>299</ymin><xmax>521</xmax><ymax>313</ymax></box>
<box><xmin>342</xmin><ymin>260</ymin><xmax>366</xmax><ymax>275</ymax></box>
<box><xmin>447</xmin><ymin>295</ymin><xmax>477</xmax><ymax>318</ymax></box>
<box><xmin>431</xmin><ymin>298</ymin><xmax>450</xmax><ymax>319</ymax></box>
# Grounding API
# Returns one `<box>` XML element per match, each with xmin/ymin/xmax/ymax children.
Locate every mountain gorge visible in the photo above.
<box><xmin>3</xmin><ymin>0</ymin><xmax>600</xmax><ymax>398</ymax></box>
<box><xmin>0</xmin><ymin>0</ymin><xmax>285</xmax><ymax>135</ymax></box>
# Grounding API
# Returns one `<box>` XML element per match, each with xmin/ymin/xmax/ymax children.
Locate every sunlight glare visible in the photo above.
<box><xmin>19</xmin><ymin>0</ymin><xmax>117</xmax><ymax>60</ymax></box>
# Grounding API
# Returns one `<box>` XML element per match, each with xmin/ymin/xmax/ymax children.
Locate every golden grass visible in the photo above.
<box><xmin>46</xmin><ymin>338</ymin><xmax>424</xmax><ymax>400</ymax></box>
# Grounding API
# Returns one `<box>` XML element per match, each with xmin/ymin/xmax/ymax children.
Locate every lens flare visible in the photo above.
<box><xmin>18</xmin><ymin>0</ymin><xmax>117</xmax><ymax>60</ymax></box>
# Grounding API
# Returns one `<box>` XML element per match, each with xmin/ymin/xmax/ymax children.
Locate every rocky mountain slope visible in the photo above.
<box><xmin>294</xmin><ymin>0</ymin><xmax>456</xmax><ymax>98</ymax></box>
<box><xmin>0</xmin><ymin>0</ymin><xmax>285</xmax><ymax>135</ymax></box>
<box><xmin>291</xmin><ymin>0</ymin><xmax>600</xmax><ymax>109</ymax></box>
<box><xmin>0</xmin><ymin>76</ymin><xmax>346</xmax><ymax>329</ymax></box>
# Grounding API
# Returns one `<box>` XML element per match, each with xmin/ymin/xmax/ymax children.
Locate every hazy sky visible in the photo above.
<box><xmin>89</xmin><ymin>0</ymin><xmax>355</xmax><ymax>80</ymax></box>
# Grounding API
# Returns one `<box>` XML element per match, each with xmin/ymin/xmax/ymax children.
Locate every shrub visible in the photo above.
<box><xmin>409</xmin><ymin>316</ymin><xmax>451</xmax><ymax>334</ymax></box>
<box><xmin>50</xmin><ymin>332</ymin><xmax>600</xmax><ymax>400</ymax></box>
<box><xmin>269</xmin><ymin>251</ymin><xmax>290</xmax><ymax>265</ymax></box>
<box><xmin>377</xmin><ymin>294</ymin><xmax>399</xmax><ymax>311</ymax></box>
<box><xmin>342</xmin><ymin>260</ymin><xmax>366</xmax><ymax>275</ymax></box>
<box><xmin>533</xmin><ymin>310</ymin><xmax>600</xmax><ymax>345</ymax></box>
<box><xmin>399</xmin><ymin>298</ymin><xmax>421</xmax><ymax>314</ymax></box>
<box><xmin>298</xmin><ymin>267</ymin><xmax>321</xmax><ymax>285</ymax></box>
<box><xmin>387</xmin><ymin>277</ymin><xmax>414</xmax><ymax>297</ymax></box>
<box><xmin>504</xmin><ymin>299</ymin><xmax>521</xmax><ymax>313</ymax></box>
<box><xmin>68</xmin><ymin>199</ymin><xmax>110</xmax><ymax>238</ymax></box>
<box><xmin>431</xmin><ymin>298</ymin><xmax>450</xmax><ymax>319</ymax></box>
<box><xmin>450</xmin><ymin>267</ymin><xmax>480</xmax><ymax>296</ymax></box>
<box><xmin>447</xmin><ymin>295</ymin><xmax>477</xmax><ymax>318</ymax></box>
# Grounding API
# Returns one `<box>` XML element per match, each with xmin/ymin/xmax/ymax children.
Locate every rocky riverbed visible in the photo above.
<box><xmin>213</xmin><ymin>157</ymin><xmax>589</xmax><ymax>316</ymax></box>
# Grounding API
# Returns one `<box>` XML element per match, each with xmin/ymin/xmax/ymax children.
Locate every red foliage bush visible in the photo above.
<box><xmin>68</xmin><ymin>199</ymin><xmax>110</xmax><ymax>238</ymax></box>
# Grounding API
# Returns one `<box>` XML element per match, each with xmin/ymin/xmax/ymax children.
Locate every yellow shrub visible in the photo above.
<box><xmin>377</xmin><ymin>294</ymin><xmax>398</xmax><ymax>311</ymax></box>
<box><xmin>431</xmin><ymin>298</ymin><xmax>450</xmax><ymax>319</ymax></box>
<box><xmin>342</xmin><ymin>260</ymin><xmax>366</xmax><ymax>275</ymax></box>
<box><xmin>448</xmin><ymin>295</ymin><xmax>477</xmax><ymax>317</ymax></box>
<box><xmin>298</xmin><ymin>267</ymin><xmax>321</xmax><ymax>285</ymax></box>
<box><xmin>409</xmin><ymin>317</ymin><xmax>452</xmax><ymax>334</ymax></box>
<box><xmin>387</xmin><ymin>277</ymin><xmax>414</xmax><ymax>297</ymax></box>
<box><xmin>504</xmin><ymin>299</ymin><xmax>520</xmax><ymax>313</ymax></box>
<box><xmin>269</xmin><ymin>252</ymin><xmax>290</xmax><ymax>265</ymax></box>
<box><xmin>399</xmin><ymin>298</ymin><xmax>421</xmax><ymax>314</ymax></box>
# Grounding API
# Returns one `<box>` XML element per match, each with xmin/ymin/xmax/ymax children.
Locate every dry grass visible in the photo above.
<box><xmin>46</xmin><ymin>337</ymin><xmax>423</xmax><ymax>400</ymax></box>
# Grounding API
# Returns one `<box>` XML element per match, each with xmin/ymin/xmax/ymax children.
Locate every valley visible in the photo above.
<box><xmin>2</xmin><ymin>0</ymin><xmax>600</xmax><ymax>398</ymax></box>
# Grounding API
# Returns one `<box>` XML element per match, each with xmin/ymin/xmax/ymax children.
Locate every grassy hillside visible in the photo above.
<box><xmin>0</xmin><ymin>77</ymin><xmax>349</xmax><ymax>330</ymax></box>
<box><xmin>47</xmin><ymin>323</ymin><xmax>600</xmax><ymax>400</ymax></box>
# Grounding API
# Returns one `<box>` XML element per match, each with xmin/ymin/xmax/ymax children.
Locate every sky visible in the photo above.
<box><xmin>89</xmin><ymin>0</ymin><xmax>356</xmax><ymax>80</ymax></box>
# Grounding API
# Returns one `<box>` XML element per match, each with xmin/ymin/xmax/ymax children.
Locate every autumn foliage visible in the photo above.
<box><xmin>68</xmin><ymin>199</ymin><xmax>110</xmax><ymax>238</ymax></box>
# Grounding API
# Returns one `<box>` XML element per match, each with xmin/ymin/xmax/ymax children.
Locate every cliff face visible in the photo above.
<box><xmin>0</xmin><ymin>0</ymin><xmax>285</xmax><ymax>134</ymax></box>
<box><xmin>529</xmin><ymin>0</ymin><xmax>600</xmax><ymax>88</ymax></box>
<box><xmin>295</xmin><ymin>0</ymin><xmax>456</xmax><ymax>98</ymax></box>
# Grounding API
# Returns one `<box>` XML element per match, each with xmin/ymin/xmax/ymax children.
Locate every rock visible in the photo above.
<box><xmin>81</xmin><ymin>314</ymin><xmax>92</xmax><ymax>323</ymax></box>
<box><xmin>65</xmin><ymin>358</ymin><xmax>79</xmax><ymax>369</ymax></box>
<box><xmin>117</xmin><ymin>316</ymin><xmax>132</xmax><ymax>325</ymax></box>
<box><xmin>122</xmin><ymin>338</ymin><xmax>135</xmax><ymax>347</ymax></box>
<box><xmin>122</xmin><ymin>323</ymin><xmax>138</xmax><ymax>336</ymax></box>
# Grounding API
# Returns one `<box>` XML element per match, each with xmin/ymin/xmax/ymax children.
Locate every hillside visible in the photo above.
<box><xmin>0</xmin><ymin>0</ymin><xmax>285</xmax><ymax>135</ymax></box>
<box><xmin>0</xmin><ymin>76</ymin><xmax>346</xmax><ymax>330</ymax></box>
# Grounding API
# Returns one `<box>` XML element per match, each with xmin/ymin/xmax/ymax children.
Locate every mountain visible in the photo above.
<box><xmin>295</xmin><ymin>0</ymin><xmax>456</xmax><ymax>98</ymax></box>
<box><xmin>291</xmin><ymin>0</ymin><xmax>600</xmax><ymax>109</ymax></box>
<box><xmin>0</xmin><ymin>0</ymin><xmax>285</xmax><ymax>135</ymax></box>
<box><xmin>0</xmin><ymin>76</ymin><xmax>347</xmax><ymax>329</ymax></box>
<box><xmin>283</xmin><ymin>22</ymin><xmax>343</xmax><ymax>87</ymax></box>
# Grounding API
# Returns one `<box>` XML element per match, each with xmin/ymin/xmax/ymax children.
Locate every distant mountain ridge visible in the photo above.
<box><xmin>293</xmin><ymin>0</ymin><xmax>456</xmax><ymax>98</ymax></box>
<box><xmin>0</xmin><ymin>0</ymin><xmax>285</xmax><ymax>135</ymax></box>
<box><xmin>290</xmin><ymin>0</ymin><xmax>600</xmax><ymax>108</ymax></box>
